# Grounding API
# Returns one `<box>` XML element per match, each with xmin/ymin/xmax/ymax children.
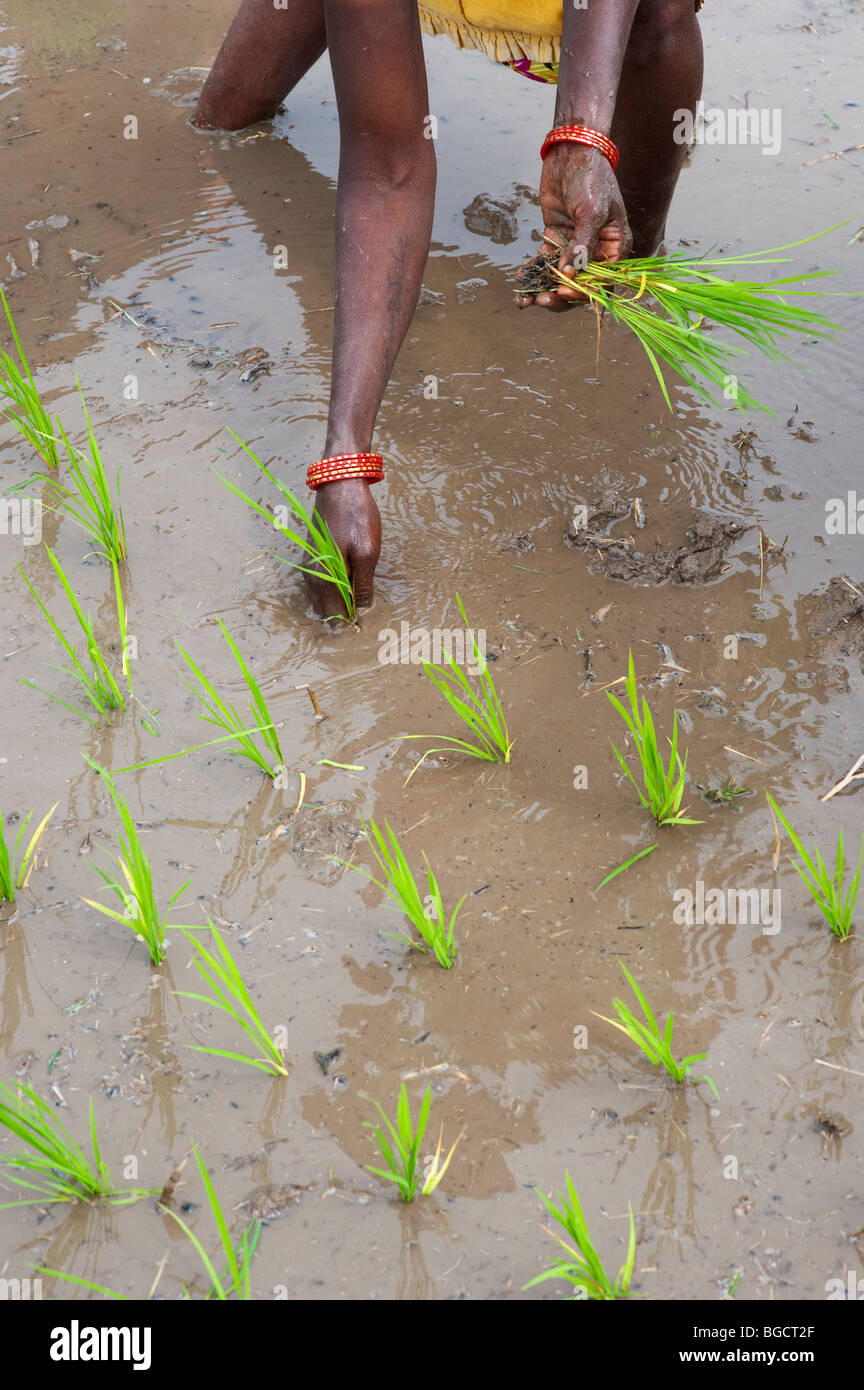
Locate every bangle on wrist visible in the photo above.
<box><xmin>306</xmin><ymin>452</ymin><xmax>384</xmax><ymax>489</ymax></box>
<box><xmin>540</xmin><ymin>125</ymin><xmax>619</xmax><ymax>170</ymax></box>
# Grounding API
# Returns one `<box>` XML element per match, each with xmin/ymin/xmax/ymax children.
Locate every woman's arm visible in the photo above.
<box><xmin>521</xmin><ymin>0</ymin><xmax>640</xmax><ymax>310</ymax></box>
<box><xmin>310</xmin><ymin>0</ymin><xmax>436</xmax><ymax>615</ymax></box>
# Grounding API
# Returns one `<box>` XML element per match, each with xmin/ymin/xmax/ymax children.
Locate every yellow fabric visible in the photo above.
<box><xmin>418</xmin><ymin>2</ymin><xmax>705</xmax><ymax>64</ymax></box>
<box><xmin>418</xmin><ymin>2</ymin><xmax>563</xmax><ymax>63</ymax></box>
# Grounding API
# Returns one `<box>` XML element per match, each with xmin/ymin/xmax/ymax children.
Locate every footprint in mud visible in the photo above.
<box><xmin>290</xmin><ymin>801</ymin><xmax>362</xmax><ymax>883</ymax></box>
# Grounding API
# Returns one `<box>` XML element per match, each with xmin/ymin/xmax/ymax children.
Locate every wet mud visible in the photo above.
<box><xmin>1</xmin><ymin>0</ymin><xmax>863</xmax><ymax>1304</ymax></box>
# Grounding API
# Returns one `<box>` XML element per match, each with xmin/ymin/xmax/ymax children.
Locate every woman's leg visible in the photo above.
<box><xmin>192</xmin><ymin>0</ymin><xmax>327</xmax><ymax>131</ymax></box>
<box><xmin>612</xmin><ymin>0</ymin><xmax>704</xmax><ymax>254</ymax></box>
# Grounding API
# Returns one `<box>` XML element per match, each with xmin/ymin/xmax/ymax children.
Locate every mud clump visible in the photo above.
<box><xmin>463</xmin><ymin>193</ymin><xmax>520</xmax><ymax>244</ymax></box>
<box><xmin>290</xmin><ymin>801</ymin><xmax>362</xmax><ymax>883</ymax></box>
<box><xmin>800</xmin><ymin>575</ymin><xmax>864</xmax><ymax>691</ymax></box>
<box><xmin>567</xmin><ymin>489</ymin><xmax>750</xmax><ymax>586</ymax></box>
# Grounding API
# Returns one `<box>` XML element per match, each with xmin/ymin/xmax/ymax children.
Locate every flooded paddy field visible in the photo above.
<box><xmin>0</xmin><ymin>0</ymin><xmax>863</xmax><ymax>1304</ymax></box>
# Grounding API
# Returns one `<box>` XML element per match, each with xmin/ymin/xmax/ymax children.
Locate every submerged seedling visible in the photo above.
<box><xmin>0</xmin><ymin>799</ymin><xmax>57</xmax><ymax>904</ymax></box>
<box><xmin>221</xmin><ymin>431</ymin><xmax>355</xmax><ymax>620</ymax></box>
<box><xmin>402</xmin><ymin>595</ymin><xmax>512</xmax><ymax>778</ymax></box>
<box><xmin>0</xmin><ymin>1080</ymin><xmax>156</xmax><ymax>1209</ymax></box>
<box><xmin>342</xmin><ymin>818</ymin><xmax>465</xmax><ymax>968</ymax></box>
<box><xmin>33</xmin><ymin>384</ymin><xmax>126</xmax><ymax>561</ymax></box>
<box><xmin>592</xmin><ymin>960</ymin><xmax>717</xmax><ymax>1095</ymax></box>
<box><xmin>522</xmin><ymin>227</ymin><xmax>848</xmax><ymax>414</ymax></box>
<box><xmin>363</xmin><ymin>1083</ymin><xmax>464</xmax><ymax>1203</ymax></box>
<box><xmin>524</xmin><ymin>1173</ymin><xmax>636</xmax><ymax>1300</ymax></box>
<box><xmin>18</xmin><ymin>545</ymin><xmax>126</xmax><ymax>724</ymax></box>
<box><xmin>607</xmin><ymin>650</ymin><xmax>701</xmax><ymax>827</ymax></box>
<box><xmin>768</xmin><ymin>795</ymin><xmax>861</xmax><ymax>939</ymax></box>
<box><xmin>0</xmin><ymin>286</ymin><xmax>60</xmax><ymax>468</ymax></box>
<box><xmin>175</xmin><ymin>925</ymin><xmax>291</xmax><ymax>1076</ymax></box>
<box><xmin>176</xmin><ymin>620</ymin><xmax>283</xmax><ymax>777</ymax></box>
<box><xmin>81</xmin><ymin>757</ymin><xmax>192</xmax><ymax>964</ymax></box>
<box><xmin>159</xmin><ymin>1148</ymin><xmax>261</xmax><ymax>1300</ymax></box>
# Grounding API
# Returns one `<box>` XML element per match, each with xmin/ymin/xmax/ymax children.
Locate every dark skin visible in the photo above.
<box><xmin>193</xmin><ymin>0</ymin><xmax>703</xmax><ymax>617</ymax></box>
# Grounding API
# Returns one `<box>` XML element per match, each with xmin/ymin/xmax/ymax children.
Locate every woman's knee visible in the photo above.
<box><xmin>629</xmin><ymin>0</ymin><xmax>700</xmax><ymax>64</ymax></box>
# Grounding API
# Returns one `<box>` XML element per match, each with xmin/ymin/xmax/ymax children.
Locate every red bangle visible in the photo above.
<box><xmin>540</xmin><ymin>125</ymin><xmax>619</xmax><ymax>171</ymax></box>
<box><xmin>306</xmin><ymin>452</ymin><xmax>384</xmax><ymax>489</ymax></box>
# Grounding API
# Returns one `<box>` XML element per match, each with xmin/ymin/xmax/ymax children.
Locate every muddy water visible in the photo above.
<box><xmin>1</xmin><ymin>0</ymin><xmax>863</xmax><ymax>1302</ymax></box>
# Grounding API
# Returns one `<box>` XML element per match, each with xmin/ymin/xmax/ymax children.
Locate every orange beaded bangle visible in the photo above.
<box><xmin>306</xmin><ymin>452</ymin><xmax>384</xmax><ymax>489</ymax></box>
<box><xmin>540</xmin><ymin>124</ymin><xmax>619</xmax><ymax>171</ymax></box>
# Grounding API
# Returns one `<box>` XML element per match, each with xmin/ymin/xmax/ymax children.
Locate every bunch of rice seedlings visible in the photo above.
<box><xmin>592</xmin><ymin>960</ymin><xmax>717</xmax><ymax>1095</ymax></box>
<box><xmin>81</xmin><ymin>756</ymin><xmax>191</xmax><ymax>964</ymax></box>
<box><xmin>343</xmin><ymin>819</ymin><xmax>465</xmax><ymax>968</ymax></box>
<box><xmin>176</xmin><ymin>620</ymin><xmax>283</xmax><ymax>777</ymax></box>
<box><xmin>0</xmin><ymin>286</ymin><xmax>60</xmax><ymax>468</ymax></box>
<box><xmin>175</xmin><ymin>925</ymin><xmax>291</xmax><ymax>1076</ymax></box>
<box><xmin>40</xmin><ymin>386</ymin><xmax>126</xmax><ymax>561</ymax></box>
<box><xmin>402</xmin><ymin>595</ymin><xmax>512</xmax><ymax>776</ymax></box>
<box><xmin>18</xmin><ymin>546</ymin><xmax>125</xmax><ymax>725</ymax></box>
<box><xmin>0</xmin><ymin>799</ymin><xmax>57</xmax><ymax>904</ymax></box>
<box><xmin>524</xmin><ymin>1174</ymin><xmax>636</xmax><ymax>1299</ymax></box>
<box><xmin>160</xmin><ymin>1148</ymin><xmax>261</xmax><ymax>1300</ymax></box>
<box><xmin>363</xmin><ymin>1083</ymin><xmax>464</xmax><ymax>1203</ymax></box>
<box><xmin>0</xmin><ymin>1080</ymin><xmax>156</xmax><ymax>1208</ymax></box>
<box><xmin>768</xmin><ymin>795</ymin><xmax>861</xmax><ymax>939</ymax></box>
<box><xmin>522</xmin><ymin>228</ymin><xmax>845</xmax><ymax>413</ymax></box>
<box><xmin>607</xmin><ymin>650</ymin><xmax>701</xmax><ymax>827</ymax></box>
<box><xmin>220</xmin><ymin>431</ymin><xmax>355</xmax><ymax>620</ymax></box>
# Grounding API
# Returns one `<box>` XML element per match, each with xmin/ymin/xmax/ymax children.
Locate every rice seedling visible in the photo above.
<box><xmin>0</xmin><ymin>286</ymin><xmax>60</xmax><ymax>468</ymax></box>
<box><xmin>40</xmin><ymin>385</ymin><xmax>126</xmax><ymax>561</ymax></box>
<box><xmin>175</xmin><ymin>620</ymin><xmax>283</xmax><ymax>777</ymax></box>
<box><xmin>363</xmin><ymin>1083</ymin><xmax>465</xmax><ymax>1203</ymax></box>
<box><xmin>81</xmin><ymin>756</ymin><xmax>192</xmax><ymax>964</ymax></box>
<box><xmin>521</xmin><ymin>226</ymin><xmax>847</xmax><ymax>414</ymax></box>
<box><xmin>342</xmin><ymin>819</ymin><xmax>465</xmax><ymax>968</ymax></box>
<box><xmin>607</xmin><ymin>650</ymin><xmax>702</xmax><ymax>827</ymax></box>
<box><xmin>592</xmin><ymin>960</ymin><xmax>717</xmax><ymax>1096</ymax></box>
<box><xmin>18</xmin><ymin>545</ymin><xmax>125</xmax><ymax>725</ymax></box>
<box><xmin>175</xmin><ymin>925</ymin><xmax>291</xmax><ymax>1075</ymax></box>
<box><xmin>524</xmin><ymin>1174</ymin><xmax>636</xmax><ymax>1299</ymax></box>
<box><xmin>0</xmin><ymin>1080</ymin><xmax>156</xmax><ymax>1208</ymax></box>
<box><xmin>767</xmin><ymin>795</ymin><xmax>861</xmax><ymax>939</ymax></box>
<box><xmin>595</xmin><ymin>842</ymin><xmax>657</xmax><ymax>891</ymax></box>
<box><xmin>401</xmin><ymin>595</ymin><xmax>512</xmax><ymax>777</ymax></box>
<box><xmin>159</xmin><ymin>1148</ymin><xmax>261</xmax><ymax>1299</ymax></box>
<box><xmin>0</xmin><ymin>799</ymin><xmax>57</xmax><ymax>904</ymax></box>
<box><xmin>220</xmin><ymin>431</ymin><xmax>355</xmax><ymax>620</ymax></box>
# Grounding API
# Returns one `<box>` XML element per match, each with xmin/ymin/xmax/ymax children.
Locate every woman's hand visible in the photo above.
<box><xmin>307</xmin><ymin>478</ymin><xmax>381</xmax><ymax>619</ymax></box>
<box><xmin>518</xmin><ymin>143</ymin><xmax>632</xmax><ymax>310</ymax></box>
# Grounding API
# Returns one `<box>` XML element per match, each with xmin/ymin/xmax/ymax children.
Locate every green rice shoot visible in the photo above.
<box><xmin>175</xmin><ymin>924</ymin><xmax>291</xmax><ymax>1075</ymax></box>
<box><xmin>524</xmin><ymin>1173</ymin><xmax>635</xmax><ymax>1300</ymax></box>
<box><xmin>220</xmin><ymin>431</ymin><xmax>355</xmax><ymax>620</ymax></box>
<box><xmin>402</xmin><ymin>595</ymin><xmax>512</xmax><ymax>777</ymax></box>
<box><xmin>542</xmin><ymin>227</ymin><xmax>846</xmax><ymax>414</ymax></box>
<box><xmin>768</xmin><ymin>795</ymin><xmax>861</xmax><ymax>939</ymax></box>
<box><xmin>0</xmin><ymin>1080</ymin><xmax>157</xmax><ymax>1209</ymax></box>
<box><xmin>607</xmin><ymin>650</ymin><xmax>702</xmax><ymax>827</ymax></box>
<box><xmin>592</xmin><ymin>960</ymin><xmax>717</xmax><ymax>1095</ymax></box>
<box><xmin>176</xmin><ymin>620</ymin><xmax>283</xmax><ymax>777</ymax></box>
<box><xmin>344</xmin><ymin>818</ymin><xmax>465</xmax><ymax>968</ymax></box>
<box><xmin>18</xmin><ymin>545</ymin><xmax>126</xmax><ymax>725</ymax></box>
<box><xmin>0</xmin><ymin>799</ymin><xmax>57</xmax><ymax>904</ymax></box>
<box><xmin>0</xmin><ymin>286</ymin><xmax>60</xmax><ymax>468</ymax></box>
<box><xmin>363</xmin><ymin>1083</ymin><xmax>464</xmax><ymax>1203</ymax></box>
<box><xmin>81</xmin><ymin>756</ymin><xmax>192</xmax><ymax>964</ymax></box>
<box><xmin>40</xmin><ymin>385</ymin><xmax>126</xmax><ymax>561</ymax></box>
<box><xmin>159</xmin><ymin>1148</ymin><xmax>261</xmax><ymax>1300</ymax></box>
